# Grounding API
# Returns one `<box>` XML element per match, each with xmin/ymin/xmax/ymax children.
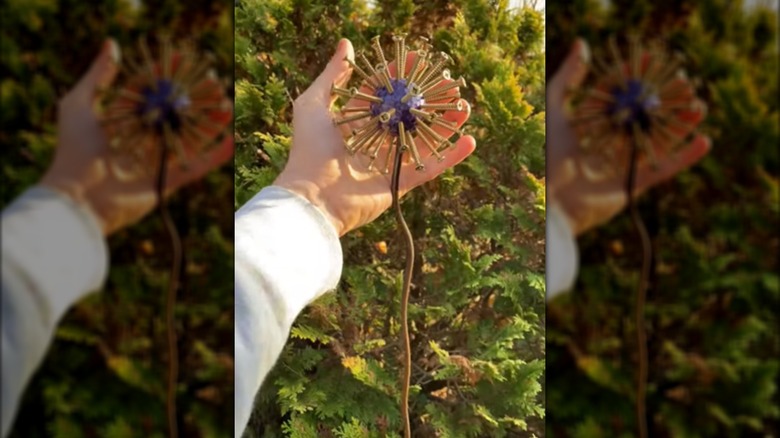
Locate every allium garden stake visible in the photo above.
<box><xmin>331</xmin><ymin>34</ymin><xmax>469</xmax><ymax>438</ymax></box>
<box><xmin>571</xmin><ymin>36</ymin><xmax>705</xmax><ymax>438</ymax></box>
<box><xmin>101</xmin><ymin>36</ymin><xmax>229</xmax><ymax>438</ymax></box>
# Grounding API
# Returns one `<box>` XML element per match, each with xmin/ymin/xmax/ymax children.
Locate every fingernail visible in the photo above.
<box><xmin>336</xmin><ymin>38</ymin><xmax>353</xmax><ymax>63</ymax></box>
<box><xmin>108</xmin><ymin>39</ymin><xmax>121</xmax><ymax>64</ymax></box>
<box><xmin>578</xmin><ymin>38</ymin><xmax>590</xmax><ymax>65</ymax></box>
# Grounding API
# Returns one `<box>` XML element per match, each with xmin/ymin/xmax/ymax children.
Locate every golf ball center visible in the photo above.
<box><xmin>139</xmin><ymin>79</ymin><xmax>192</xmax><ymax>131</ymax></box>
<box><xmin>609</xmin><ymin>79</ymin><xmax>660</xmax><ymax>132</ymax></box>
<box><xmin>370</xmin><ymin>78</ymin><xmax>424</xmax><ymax>135</ymax></box>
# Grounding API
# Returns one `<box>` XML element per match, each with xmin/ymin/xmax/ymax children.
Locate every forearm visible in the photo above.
<box><xmin>1</xmin><ymin>187</ymin><xmax>108</xmax><ymax>436</ymax></box>
<box><xmin>546</xmin><ymin>200</ymin><xmax>579</xmax><ymax>299</ymax></box>
<box><xmin>234</xmin><ymin>186</ymin><xmax>343</xmax><ymax>435</ymax></box>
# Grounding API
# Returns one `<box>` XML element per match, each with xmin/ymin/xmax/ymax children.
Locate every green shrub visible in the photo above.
<box><xmin>546</xmin><ymin>0</ymin><xmax>779</xmax><ymax>436</ymax></box>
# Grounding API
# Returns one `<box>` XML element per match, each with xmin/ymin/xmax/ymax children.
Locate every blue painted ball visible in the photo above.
<box><xmin>370</xmin><ymin>78</ymin><xmax>424</xmax><ymax>135</ymax></box>
<box><xmin>608</xmin><ymin>79</ymin><xmax>660</xmax><ymax>132</ymax></box>
<box><xmin>138</xmin><ymin>79</ymin><xmax>192</xmax><ymax>131</ymax></box>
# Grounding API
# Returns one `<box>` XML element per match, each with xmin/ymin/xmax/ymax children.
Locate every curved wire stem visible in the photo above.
<box><xmin>627</xmin><ymin>127</ymin><xmax>651</xmax><ymax>438</ymax></box>
<box><xmin>157</xmin><ymin>131</ymin><xmax>182</xmax><ymax>438</ymax></box>
<box><xmin>391</xmin><ymin>138</ymin><xmax>414</xmax><ymax>438</ymax></box>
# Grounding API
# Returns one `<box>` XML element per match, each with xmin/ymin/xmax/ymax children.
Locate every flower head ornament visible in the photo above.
<box><xmin>101</xmin><ymin>36</ymin><xmax>231</xmax><ymax>174</ymax></box>
<box><xmin>570</xmin><ymin>36</ymin><xmax>706</xmax><ymax>178</ymax></box>
<box><xmin>564</xmin><ymin>35</ymin><xmax>709</xmax><ymax>438</ymax></box>
<box><xmin>326</xmin><ymin>34</ymin><xmax>471</xmax><ymax>438</ymax></box>
<box><xmin>95</xmin><ymin>36</ymin><xmax>232</xmax><ymax>438</ymax></box>
<box><xmin>330</xmin><ymin>34</ymin><xmax>469</xmax><ymax>174</ymax></box>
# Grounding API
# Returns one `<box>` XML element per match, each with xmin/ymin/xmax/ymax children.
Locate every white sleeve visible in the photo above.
<box><xmin>1</xmin><ymin>187</ymin><xmax>108</xmax><ymax>437</ymax></box>
<box><xmin>234</xmin><ymin>186</ymin><xmax>343</xmax><ymax>435</ymax></box>
<box><xmin>546</xmin><ymin>201</ymin><xmax>579</xmax><ymax>300</ymax></box>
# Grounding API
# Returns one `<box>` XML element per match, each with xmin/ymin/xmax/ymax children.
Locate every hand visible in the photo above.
<box><xmin>547</xmin><ymin>38</ymin><xmax>711</xmax><ymax>235</ymax></box>
<box><xmin>40</xmin><ymin>39</ymin><xmax>233</xmax><ymax>235</ymax></box>
<box><xmin>274</xmin><ymin>39</ymin><xmax>476</xmax><ymax>236</ymax></box>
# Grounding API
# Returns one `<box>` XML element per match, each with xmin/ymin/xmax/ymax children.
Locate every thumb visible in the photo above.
<box><xmin>548</xmin><ymin>38</ymin><xmax>590</xmax><ymax>105</ymax></box>
<box><xmin>73</xmin><ymin>38</ymin><xmax>121</xmax><ymax>101</ymax></box>
<box><xmin>307</xmin><ymin>38</ymin><xmax>355</xmax><ymax>103</ymax></box>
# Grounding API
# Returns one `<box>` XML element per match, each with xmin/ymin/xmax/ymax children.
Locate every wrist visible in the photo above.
<box><xmin>548</xmin><ymin>192</ymin><xmax>579</xmax><ymax>234</ymax></box>
<box><xmin>38</xmin><ymin>175</ymin><xmax>109</xmax><ymax>235</ymax></box>
<box><xmin>548</xmin><ymin>157</ymin><xmax>577</xmax><ymax>197</ymax></box>
<box><xmin>272</xmin><ymin>175</ymin><xmax>346</xmax><ymax>236</ymax></box>
<box><xmin>554</xmin><ymin>187</ymin><xmax>624</xmax><ymax>236</ymax></box>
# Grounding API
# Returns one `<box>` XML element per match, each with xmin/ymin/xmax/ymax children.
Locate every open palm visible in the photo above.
<box><xmin>41</xmin><ymin>39</ymin><xmax>233</xmax><ymax>235</ymax></box>
<box><xmin>547</xmin><ymin>39</ymin><xmax>711</xmax><ymax>235</ymax></box>
<box><xmin>275</xmin><ymin>38</ymin><xmax>476</xmax><ymax>236</ymax></box>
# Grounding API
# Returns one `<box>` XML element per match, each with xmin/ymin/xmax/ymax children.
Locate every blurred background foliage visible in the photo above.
<box><xmin>1</xmin><ymin>0</ymin><xmax>234</xmax><ymax>436</ymax></box>
<box><xmin>546</xmin><ymin>0</ymin><xmax>779</xmax><ymax>436</ymax></box>
<box><xmin>235</xmin><ymin>0</ymin><xmax>546</xmax><ymax>436</ymax></box>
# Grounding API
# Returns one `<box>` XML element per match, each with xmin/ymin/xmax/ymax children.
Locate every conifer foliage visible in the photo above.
<box><xmin>235</xmin><ymin>0</ymin><xmax>547</xmax><ymax>436</ymax></box>
<box><xmin>546</xmin><ymin>0</ymin><xmax>779</xmax><ymax>436</ymax></box>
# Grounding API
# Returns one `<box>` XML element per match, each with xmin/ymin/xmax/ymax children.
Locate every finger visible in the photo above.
<box><xmin>646</xmin><ymin>98</ymin><xmax>706</xmax><ymax>156</ymax></box>
<box><xmin>344</xmin><ymin>50</ymin><xmax>430</xmax><ymax>111</ymax></box>
<box><xmin>659</xmin><ymin>76</ymin><xmax>695</xmax><ymax>103</ymax></box>
<box><xmin>356</xmin><ymin>50</ymin><xmax>443</xmax><ymax>96</ymax></box>
<box><xmin>399</xmin><ymin>135</ymin><xmax>476</xmax><ymax>194</ymax></box>
<box><xmin>428</xmin><ymin>98</ymin><xmax>470</xmax><ymax>140</ymax></box>
<box><xmin>388</xmin><ymin>51</ymin><xmax>455</xmax><ymax>99</ymax></box>
<box><xmin>189</xmin><ymin>75</ymin><xmax>226</xmax><ymax>101</ymax></box>
<box><xmin>575</xmin><ymin>81</ymin><xmax>613</xmax><ymax>114</ymax></box>
<box><xmin>343</xmin><ymin>50</ymin><xmax>461</xmax><ymax>112</ymax></box>
<box><xmin>629</xmin><ymin>50</ymin><xmax>653</xmax><ymax>78</ymax></box>
<box><xmin>421</xmin><ymin>79</ymin><xmax>460</xmax><ymax>102</ymax></box>
<box><xmin>386</xmin><ymin>50</ymin><xmax>423</xmax><ymax>79</ymax></box>
<box><xmin>173</xmin><ymin>96</ymin><xmax>232</xmax><ymax>156</ymax></box>
<box><xmin>634</xmin><ymin>134</ymin><xmax>711</xmax><ymax>194</ymax></box>
<box><xmin>165</xmin><ymin>135</ymin><xmax>234</xmax><ymax>193</ymax></box>
<box><xmin>549</xmin><ymin>38</ymin><xmax>590</xmax><ymax>105</ymax></box>
<box><xmin>203</xmin><ymin>96</ymin><xmax>234</xmax><ymax>133</ymax></box>
<box><xmin>306</xmin><ymin>38</ymin><xmax>355</xmax><ymax>104</ymax></box>
<box><xmin>673</xmin><ymin>98</ymin><xmax>707</xmax><ymax>130</ymax></box>
<box><xmin>74</xmin><ymin>38</ymin><xmax>121</xmax><ymax>101</ymax></box>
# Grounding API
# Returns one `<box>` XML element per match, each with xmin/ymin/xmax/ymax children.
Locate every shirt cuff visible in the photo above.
<box><xmin>233</xmin><ymin>185</ymin><xmax>344</xmax><ymax>434</ymax></box>
<box><xmin>235</xmin><ymin>185</ymin><xmax>343</xmax><ymax>329</ymax></box>
<box><xmin>1</xmin><ymin>186</ymin><xmax>109</xmax><ymax>326</ymax></box>
<box><xmin>546</xmin><ymin>200</ymin><xmax>578</xmax><ymax>299</ymax></box>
